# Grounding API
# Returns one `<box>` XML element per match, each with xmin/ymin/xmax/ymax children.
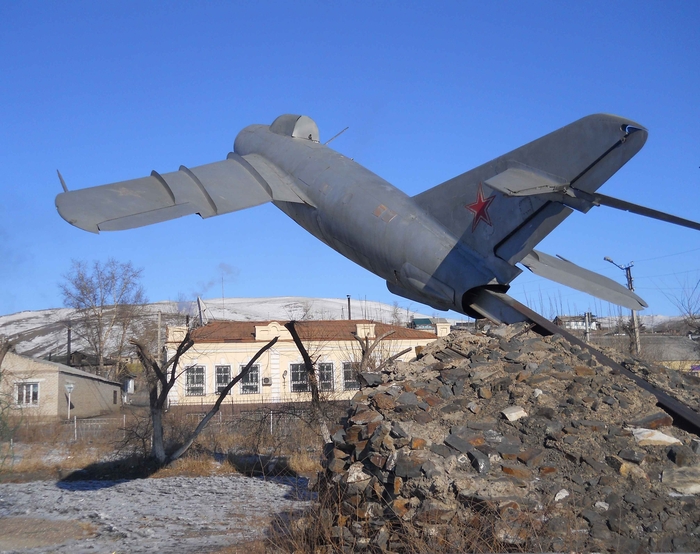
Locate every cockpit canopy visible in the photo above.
<box><xmin>269</xmin><ymin>114</ymin><xmax>319</xmax><ymax>142</ymax></box>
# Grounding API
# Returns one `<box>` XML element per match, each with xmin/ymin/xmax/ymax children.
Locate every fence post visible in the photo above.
<box><xmin>74</xmin><ymin>416</ymin><xmax>77</xmax><ymax>441</ymax></box>
<box><xmin>270</xmin><ymin>409</ymin><xmax>273</xmax><ymax>435</ymax></box>
<box><xmin>123</xmin><ymin>414</ymin><xmax>126</xmax><ymax>440</ymax></box>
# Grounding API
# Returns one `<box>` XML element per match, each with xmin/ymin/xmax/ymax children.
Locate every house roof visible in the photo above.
<box><xmin>411</xmin><ymin>318</ymin><xmax>433</xmax><ymax>326</ymax></box>
<box><xmin>190</xmin><ymin>320</ymin><xmax>437</xmax><ymax>344</ymax></box>
<box><xmin>554</xmin><ymin>315</ymin><xmax>597</xmax><ymax>322</ymax></box>
<box><xmin>2</xmin><ymin>351</ymin><xmax>121</xmax><ymax>386</ymax></box>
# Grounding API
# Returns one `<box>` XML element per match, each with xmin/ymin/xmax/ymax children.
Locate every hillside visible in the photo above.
<box><xmin>0</xmin><ymin>297</ymin><xmax>434</xmax><ymax>359</ymax></box>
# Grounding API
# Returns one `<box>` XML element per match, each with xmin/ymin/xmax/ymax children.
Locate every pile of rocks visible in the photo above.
<box><xmin>603</xmin><ymin>347</ymin><xmax>700</xmax><ymax>414</ymax></box>
<box><xmin>316</xmin><ymin>323</ymin><xmax>700</xmax><ymax>552</ymax></box>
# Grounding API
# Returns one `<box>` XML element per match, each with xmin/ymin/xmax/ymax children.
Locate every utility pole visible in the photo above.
<box><xmin>604</xmin><ymin>257</ymin><xmax>641</xmax><ymax>355</ymax></box>
<box><xmin>157</xmin><ymin>311</ymin><xmax>162</xmax><ymax>364</ymax></box>
<box><xmin>66</xmin><ymin>323</ymin><xmax>72</xmax><ymax>366</ymax></box>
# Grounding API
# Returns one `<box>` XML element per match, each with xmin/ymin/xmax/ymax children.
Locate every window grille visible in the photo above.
<box><xmin>290</xmin><ymin>363</ymin><xmax>308</xmax><ymax>392</ymax></box>
<box><xmin>185</xmin><ymin>366</ymin><xmax>206</xmax><ymax>396</ymax></box>
<box><xmin>318</xmin><ymin>362</ymin><xmax>334</xmax><ymax>392</ymax></box>
<box><xmin>239</xmin><ymin>364</ymin><xmax>260</xmax><ymax>394</ymax></box>
<box><xmin>343</xmin><ymin>362</ymin><xmax>360</xmax><ymax>390</ymax></box>
<box><xmin>216</xmin><ymin>365</ymin><xmax>232</xmax><ymax>394</ymax></box>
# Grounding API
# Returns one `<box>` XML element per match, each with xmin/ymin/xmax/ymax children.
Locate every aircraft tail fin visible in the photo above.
<box><xmin>412</xmin><ymin>114</ymin><xmax>647</xmax><ymax>264</ymax></box>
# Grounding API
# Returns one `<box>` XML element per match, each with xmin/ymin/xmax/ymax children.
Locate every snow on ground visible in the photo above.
<box><xmin>0</xmin><ymin>475</ymin><xmax>312</xmax><ymax>553</ymax></box>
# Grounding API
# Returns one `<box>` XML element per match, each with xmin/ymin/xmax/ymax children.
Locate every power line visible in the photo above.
<box><xmin>635</xmin><ymin>246</ymin><xmax>700</xmax><ymax>262</ymax></box>
<box><xmin>635</xmin><ymin>267</ymin><xmax>700</xmax><ymax>279</ymax></box>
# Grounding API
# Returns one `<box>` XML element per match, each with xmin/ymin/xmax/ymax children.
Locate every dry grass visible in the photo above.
<box><xmin>208</xmin><ymin>540</ymin><xmax>267</xmax><ymax>554</ymax></box>
<box><xmin>1</xmin><ymin>404</ymin><xmax>330</xmax><ymax>481</ymax></box>
<box><xmin>266</xmin><ymin>466</ymin><xmax>601</xmax><ymax>554</ymax></box>
<box><xmin>1</xmin><ymin>440</ymin><xmax>116</xmax><ymax>481</ymax></box>
<box><xmin>0</xmin><ymin>517</ymin><xmax>98</xmax><ymax>551</ymax></box>
<box><xmin>286</xmin><ymin>449</ymin><xmax>322</xmax><ymax>475</ymax></box>
<box><xmin>151</xmin><ymin>453</ymin><xmax>239</xmax><ymax>479</ymax></box>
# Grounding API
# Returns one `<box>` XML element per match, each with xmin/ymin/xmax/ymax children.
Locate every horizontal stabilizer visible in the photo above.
<box><xmin>485</xmin><ymin>165</ymin><xmax>700</xmax><ymax>233</ymax></box>
<box><xmin>521</xmin><ymin>250</ymin><xmax>647</xmax><ymax>310</ymax></box>
<box><xmin>565</xmin><ymin>189</ymin><xmax>700</xmax><ymax>232</ymax></box>
<box><xmin>55</xmin><ymin>157</ymin><xmax>273</xmax><ymax>233</ymax></box>
<box><xmin>484</xmin><ymin>163</ymin><xmax>568</xmax><ymax>196</ymax></box>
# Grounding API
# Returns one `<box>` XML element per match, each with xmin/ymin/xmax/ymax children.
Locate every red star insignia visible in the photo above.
<box><xmin>465</xmin><ymin>183</ymin><xmax>496</xmax><ymax>232</ymax></box>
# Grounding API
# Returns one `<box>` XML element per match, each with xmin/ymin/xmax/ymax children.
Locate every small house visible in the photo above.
<box><xmin>1</xmin><ymin>351</ymin><xmax>122</xmax><ymax>419</ymax></box>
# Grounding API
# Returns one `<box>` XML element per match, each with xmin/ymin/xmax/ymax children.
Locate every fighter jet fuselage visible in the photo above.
<box><xmin>55</xmin><ymin>113</ymin><xmax>700</xmax><ymax>322</ymax></box>
<box><xmin>234</xmin><ymin>123</ymin><xmax>503</xmax><ymax>315</ymax></box>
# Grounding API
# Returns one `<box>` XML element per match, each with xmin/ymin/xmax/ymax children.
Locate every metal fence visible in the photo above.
<box><xmin>65</xmin><ymin>415</ymin><xmax>127</xmax><ymax>441</ymax></box>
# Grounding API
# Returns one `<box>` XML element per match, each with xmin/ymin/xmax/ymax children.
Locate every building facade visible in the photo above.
<box><xmin>1</xmin><ymin>351</ymin><xmax>122</xmax><ymax>419</ymax></box>
<box><xmin>166</xmin><ymin>320</ymin><xmax>437</xmax><ymax>407</ymax></box>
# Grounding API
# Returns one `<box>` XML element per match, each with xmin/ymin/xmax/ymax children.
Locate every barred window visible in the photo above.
<box><xmin>343</xmin><ymin>362</ymin><xmax>360</xmax><ymax>390</ymax></box>
<box><xmin>216</xmin><ymin>365</ymin><xmax>231</xmax><ymax>394</ymax></box>
<box><xmin>185</xmin><ymin>366</ymin><xmax>205</xmax><ymax>396</ymax></box>
<box><xmin>290</xmin><ymin>363</ymin><xmax>308</xmax><ymax>393</ymax></box>
<box><xmin>17</xmin><ymin>383</ymin><xmax>39</xmax><ymax>405</ymax></box>
<box><xmin>240</xmin><ymin>364</ymin><xmax>260</xmax><ymax>394</ymax></box>
<box><xmin>318</xmin><ymin>363</ymin><xmax>334</xmax><ymax>392</ymax></box>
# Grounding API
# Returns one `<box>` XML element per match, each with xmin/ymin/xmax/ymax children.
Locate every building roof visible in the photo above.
<box><xmin>190</xmin><ymin>320</ymin><xmax>437</xmax><ymax>344</ymax></box>
<box><xmin>554</xmin><ymin>315</ymin><xmax>597</xmax><ymax>322</ymax></box>
<box><xmin>3</xmin><ymin>351</ymin><xmax>121</xmax><ymax>386</ymax></box>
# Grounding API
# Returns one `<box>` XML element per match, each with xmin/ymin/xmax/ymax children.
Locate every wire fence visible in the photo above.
<box><xmin>73</xmin><ymin>415</ymin><xmax>126</xmax><ymax>440</ymax></box>
<box><xmin>181</xmin><ymin>402</ymin><xmax>348</xmax><ymax>443</ymax></box>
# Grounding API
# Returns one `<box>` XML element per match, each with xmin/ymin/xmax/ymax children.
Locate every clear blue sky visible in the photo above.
<box><xmin>1</xmin><ymin>1</ymin><xmax>698</xmax><ymax>320</ymax></box>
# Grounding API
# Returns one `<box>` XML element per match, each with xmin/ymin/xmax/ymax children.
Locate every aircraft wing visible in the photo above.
<box><xmin>55</xmin><ymin>153</ymin><xmax>308</xmax><ymax>233</ymax></box>
<box><xmin>520</xmin><ymin>250</ymin><xmax>647</xmax><ymax>310</ymax></box>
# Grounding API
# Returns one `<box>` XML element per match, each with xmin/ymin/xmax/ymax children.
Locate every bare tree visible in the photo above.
<box><xmin>390</xmin><ymin>301</ymin><xmax>403</xmax><ymax>326</ymax></box>
<box><xmin>131</xmin><ymin>332</ymin><xmax>278</xmax><ymax>465</ymax></box>
<box><xmin>284</xmin><ymin>321</ymin><xmax>412</xmax><ymax>445</ymax></box>
<box><xmin>351</xmin><ymin>329</ymin><xmax>413</xmax><ymax>375</ymax></box>
<box><xmin>284</xmin><ymin>321</ymin><xmax>332</xmax><ymax>444</ymax></box>
<box><xmin>283</xmin><ymin>300</ymin><xmax>315</xmax><ymax>321</ymax></box>
<box><xmin>60</xmin><ymin>259</ymin><xmax>147</xmax><ymax>379</ymax></box>
<box><xmin>0</xmin><ymin>337</ymin><xmax>14</xmax><ymax>444</ymax></box>
<box><xmin>669</xmin><ymin>275</ymin><xmax>700</xmax><ymax>335</ymax></box>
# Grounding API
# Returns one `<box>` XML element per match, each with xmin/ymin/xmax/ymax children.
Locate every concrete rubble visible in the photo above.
<box><xmin>315</xmin><ymin>323</ymin><xmax>700</xmax><ymax>552</ymax></box>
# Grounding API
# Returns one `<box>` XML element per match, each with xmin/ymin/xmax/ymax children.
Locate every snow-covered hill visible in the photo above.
<box><xmin>0</xmin><ymin>297</ymin><xmax>434</xmax><ymax>359</ymax></box>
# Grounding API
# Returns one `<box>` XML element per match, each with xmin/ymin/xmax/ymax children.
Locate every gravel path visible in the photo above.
<box><xmin>0</xmin><ymin>475</ymin><xmax>313</xmax><ymax>553</ymax></box>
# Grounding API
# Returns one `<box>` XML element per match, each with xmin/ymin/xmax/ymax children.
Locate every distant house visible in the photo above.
<box><xmin>409</xmin><ymin>318</ymin><xmax>452</xmax><ymax>337</ymax></box>
<box><xmin>166</xmin><ymin>320</ymin><xmax>437</xmax><ymax>407</ymax></box>
<box><xmin>67</xmin><ymin>350</ymin><xmax>117</xmax><ymax>370</ymax></box>
<box><xmin>553</xmin><ymin>314</ymin><xmax>599</xmax><ymax>331</ymax></box>
<box><xmin>1</xmin><ymin>351</ymin><xmax>122</xmax><ymax>419</ymax></box>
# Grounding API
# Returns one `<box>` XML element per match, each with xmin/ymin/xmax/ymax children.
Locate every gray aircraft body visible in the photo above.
<box><xmin>55</xmin><ymin>114</ymin><xmax>700</xmax><ymax>323</ymax></box>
